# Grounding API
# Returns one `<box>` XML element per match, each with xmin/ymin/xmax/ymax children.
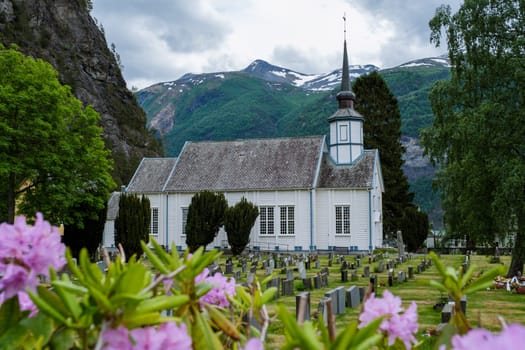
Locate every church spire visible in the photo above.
<box><xmin>336</xmin><ymin>14</ymin><xmax>355</xmax><ymax>109</ymax></box>
<box><xmin>327</xmin><ymin>13</ymin><xmax>364</xmax><ymax>165</ymax></box>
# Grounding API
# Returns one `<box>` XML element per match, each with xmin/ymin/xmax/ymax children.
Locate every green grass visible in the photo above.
<box><xmin>224</xmin><ymin>252</ymin><xmax>525</xmax><ymax>348</ymax></box>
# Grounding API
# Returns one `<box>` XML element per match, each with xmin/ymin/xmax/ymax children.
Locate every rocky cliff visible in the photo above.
<box><xmin>0</xmin><ymin>0</ymin><xmax>162</xmax><ymax>185</ymax></box>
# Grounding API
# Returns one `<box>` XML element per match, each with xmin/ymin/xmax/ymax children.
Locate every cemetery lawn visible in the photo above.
<box><xmin>225</xmin><ymin>252</ymin><xmax>525</xmax><ymax>348</ymax></box>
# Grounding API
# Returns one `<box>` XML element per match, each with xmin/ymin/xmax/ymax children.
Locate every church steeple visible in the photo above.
<box><xmin>328</xmin><ymin>15</ymin><xmax>365</xmax><ymax>165</ymax></box>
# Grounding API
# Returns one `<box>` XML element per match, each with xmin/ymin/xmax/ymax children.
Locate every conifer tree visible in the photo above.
<box><xmin>185</xmin><ymin>191</ymin><xmax>228</xmax><ymax>252</ymax></box>
<box><xmin>353</xmin><ymin>71</ymin><xmax>427</xmax><ymax>249</ymax></box>
<box><xmin>114</xmin><ymin>193</ymin><xmax>151</xmax><ymax>258</ymax></box>
<box><xmin>224</xmin><ymin>197</ymin><xmax>259</xmax><ymax>255</ymax></box>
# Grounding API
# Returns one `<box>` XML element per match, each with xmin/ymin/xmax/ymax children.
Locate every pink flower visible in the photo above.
<box><xmin>242</xmin><ymin>338</ymin><xmax>264</xmax><ymax>350</ymax></box>
<box><xmin>102</xmin><ymin>322</ymin><xmax>192</xmax><ymax>350</ymax></box>
<box><xmin>359</xmin><ymin>290</ymin><xmax>418</xmax><ymax>349</ymax></box>
<box><xmin>450</xmin><ymin>324</ymin><xmax>525</xmax><ymax>350</ymax></box>
<box><xmin>0</xmin><ymin>213</ymin><xmax>66</xmax><ymax>308</ymax></box>
<box><xmin>196</xmin><ymin>269</ymin><xmax>237</xmax><ymax>308</ymax></box>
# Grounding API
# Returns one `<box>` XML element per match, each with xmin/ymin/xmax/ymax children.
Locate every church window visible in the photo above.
<box><xmin>335</xmin><ymin>205</ymin><xmax>351</xmax><ymax>235</ymax></box>
<box><xmin>280</xmin><ymin>206</ymin><xmax>295</xmax><ymax>235</ymax></box>
<box><xmin>181</xmin><ymin>207</ymin><xmax>188</xmax><ymax>236</ymax></box>
<box><xmin>150</xmin><ymin>207</ymin><xmax>159</xmax><ymax>239</ymax></box>
<box><xmin>259</xmin><ymin>206</ymin><xmax>274</xmax><ymax>235</ymax></box>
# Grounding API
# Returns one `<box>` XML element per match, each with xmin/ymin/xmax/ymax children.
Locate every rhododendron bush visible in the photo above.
<box><xmin>0</xmin><ymin>214</ymin><xmax>524</xmax><ymax>349</ymax></box>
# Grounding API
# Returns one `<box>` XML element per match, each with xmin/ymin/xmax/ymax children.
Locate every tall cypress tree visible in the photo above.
<box><xmin>224</xmin><ymin>197</ymin><xmax>259</xmax><ymax>255</ymax></box>
<box><xmin>114</xmin><ymin>193</ymin><xmax>151</xmax><ymax>258</ymax></box>
<box><xmin>353</xmin><ymin>71</ymin><xmax>426</xmax><ymax>248</ymax></box>
<box><xmin>186</xmin><ymin>191</ymin><xmax>228</xmax><ymax>252</ymax></box>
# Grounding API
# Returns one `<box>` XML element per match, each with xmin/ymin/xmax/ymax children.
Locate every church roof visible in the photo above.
<box><xmin>126</xmin><ymin>157</ymin><xmax>177</xmax><ymax>192</ymax></box>
<box><xmin>317</xmin><ymin>150</ymin><xmax>377</xmax><ymax>188</ymax></box>
<box><xmin>123</xmin><ymin>138</ymin><xmax>378</xmax><ymax>194</ymax></box>
<box><xmin>164</xmin><ymin>136</ymin><xmax>325</xmax><ymax>192</ymax></box>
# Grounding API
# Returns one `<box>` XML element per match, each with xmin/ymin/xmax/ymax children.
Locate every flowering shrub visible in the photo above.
<box><xmin>0</xmin><ymin>213</ymin><xmax>524</xmax><ymax>350</ymax></box>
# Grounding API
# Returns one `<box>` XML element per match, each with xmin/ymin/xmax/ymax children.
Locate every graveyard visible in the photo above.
<box><xmin>210</xmin><ymin>249</ymin><xmax>525</xmax><ymax>347</ymax></box>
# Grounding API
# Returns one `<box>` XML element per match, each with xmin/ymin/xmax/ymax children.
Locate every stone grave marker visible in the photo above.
<box><xmin>225</xmin><ymin>262</ymin><xmax>234</xmax><ymax>274</ymax></box>
<box><xmin>315</xmin><ymin>260</ymin><xmax>321</xmax><ymax>270</ymax></box>
<box><xmin>324</xmin><ymin>289</ymin><xmax>338</xmax><ymax>315</ymax></box>
<box><xmin>233</xmin><ymin>270</ymin><xmax>241</xmax><ymax>281</ymax></box>
<box><xmin>364</xmin><ymin>265</ymin><xmax>370</xmax><ymax>278</ymax></box>
<box><xmin>350</xmin><ymin>270</ymin><xmax>358</xmax><ymax>281</ymax></box>
<box><xmin>313</xmin><ymin>275</ymin><xmax>321</xmax><ymax>289</ymax></box>
<box><xmin>295</xmin><ymin>292</ymin><xmax>311</xmax><ymax>322</ymax></box>
<box><xmin>341</xmin><ymin>269</ymin><xmax>348</xmax><ymax>282</ymax></box>
<box><xmin>335</xmin><ymin>286</ymin><xmax>346</xmax><ymax>314</ymax></box>
<box><xmin>397</xmin><ymin>271</ymin><xmax>406</xmax><ymax>283</ymax></box>
<box><xmin>303</xmin><ymin>277</ymin><xmax>312</xmax><ymax>290</ymax></box>
<box><xmin>346</xmin><ymin>285</ymin><xmax>360</xmax><ymax>308</ymax></box>
<box><xmin>317</xmin><ymin>297</ymin><xmax>330</xmax><ymax>325</ymax></box>
<box><xmin>358</xmin><ymin>286</ymin><xmax>366</xmax><ymax>302</ymax></box>
<box><xmin>287</xmin><ymin>269</ymin><xmax>294</xmax><ymax>281</ymax></box>
<box><xmin>320</xmin><ymin>273</ymin><xmax>329</xmax><ymax>287</ymax></box>
<box><xmin>282</xmin><ymin>279</ymin><xmax>294</xmax><ymax>296</ymax></box>
<box><xmin>408</xmin><ymin>266</ymin><xmax>414</xmax><ymax>279</ymax></box>
<box><xmin>388</xmin><ymin>269</ymin><xmax>393</xmax><ymax>287</ymax></box>
<box><xmin>247</xmin><ymin>272</ymin><xmax>255</xmax><ymax>284</ymax></box>
<box><xmin>298</xmin><ymin>261</ymin><xmax>307</xmax><ymax>279</ymax></box>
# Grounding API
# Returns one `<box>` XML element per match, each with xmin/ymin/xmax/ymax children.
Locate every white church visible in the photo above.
<box><xmin>103</xmin><ymin>40</ymin><xmax>384</xmax><ymax>252</ymax></box>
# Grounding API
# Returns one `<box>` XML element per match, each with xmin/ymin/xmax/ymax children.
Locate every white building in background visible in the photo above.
<box><xmin>103</xmin><ymin>39</ymin><xmax>384</xmax><ymax>252</ymax></box>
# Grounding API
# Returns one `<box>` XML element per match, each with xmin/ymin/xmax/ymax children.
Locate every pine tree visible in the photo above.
<box><xmin>185</xmin><ymin>191</ymin><xmax>228</xmax><ymax>252</ymax></box>
<box><xmin>353</xmin><ymin>71</ymin><xmax>426</xmax><ymax>249</ymax></box>
<box><xmin>114</xmin><ymin>193</ymin><xmax>151</xmax><ymax>258</ymax></box>
<box><xmin>224</xmin><ymin>197</ymin><xmax>259</xmax><ymax>255</ymax></box>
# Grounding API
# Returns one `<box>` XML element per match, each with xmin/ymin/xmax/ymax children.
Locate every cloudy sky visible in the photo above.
<box><xmin>92</xmin><ymin>0</ymin><xmax>461</xmax><ymax>89</ymax></box>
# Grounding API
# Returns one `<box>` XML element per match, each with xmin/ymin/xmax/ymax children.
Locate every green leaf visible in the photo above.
<box><xmin>191</xmin><ymin>311</ymin><xmax>224</xmax><ymax>350</ymax></box>
<box><xmin>135</xmin><ymin>295</ymin><xmax>189</xmax><ymax>314</ymax></box>
<box><xmin>20</xmin><ymin>312</ymin><xmax>54</xmax><ymax>346</ymax></box>
<box><xmin>260</xmin><ymin>287</ymin><xmax>277</xmax><ymax>305</ymax></box>
<box><xmin>0</xmin><ymin>297</ymin><xmax>23</xmax><ymax>335</ymax></box>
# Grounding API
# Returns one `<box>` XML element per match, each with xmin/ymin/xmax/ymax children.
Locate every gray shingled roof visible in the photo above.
<box><xmin>164</xmin><ymin>136</ymin><xmax>325</xmax><ymax>192</ymax></box>
<box><xmin>317</xmin><ymin>150</ymin><xmax>377</xmax><ymax>188</ymax></box>
<box><xmin>126</xmin><ymin>158</ymin><xmax>177</xmax><ymax>193</ymax></box>
<box><xmin>106</xmin><ymin>192</ymin><xmax>121</xmax><ymax>220</ymax></box>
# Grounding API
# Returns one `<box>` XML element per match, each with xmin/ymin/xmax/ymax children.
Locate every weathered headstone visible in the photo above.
<box><xmin>296</xmin><ymin>292</ymin><xmax>311</xmax><ymax>322</ymax></box>
<box><xmin>358</xmin><ymin>286</ymin><xmax>366</xmax><ymax>302</ymax></box>
<box><xmin>247</xmin><ymin>272</ymin><xmax>255</xmax><ymax>284</ymax></box>
<box><xmin>324</xmin><ymin>290</ymin><xmax>338</xmax><ymax>315</ymax></box>
<box><xmin>441</xmin><ymin>302</ymin><xmax>454</xmax><ymax>323</ymax></box>
<box><xmin>315</xmin><ymin>260</ymin><xmax>320</xmax><ymax>270</ymax></box>
<box><xmin>408</xmin><ymin>266</ymin><xmax>414</xmax><ymax>279</ymax></box>
<box><xmin>317</xmin><ymin>297</ymin><xmax>330</xmax><ymax>325</ymax></box>
<box><xmin>313</xmin><ymin>275</ymin><xmax>321</xmax><ymax>289</ymax></box>
<box><xmin>298</xmin><ymin>261</ymin><xmax>307</xmax><ymax>279</ymax></box>
<box><xmin>233</xmin><ymin>270</ymin><xmax>241</xmax><ymax>281</ymax></box>
<box><xmin>335</xmin><ymin>286</ymin><xmax>346</xmax><ymax>314</ymax></box>
<box><xmin>225</xmin><ymin>262</ymin><xmax>234</xmax><ymax>274</ymax></box>
<box><xmin>350</xmin><ymin>270</ymin><xmax>357</xmax><ymax>281</ymax></box>
<box><xmin>397</xmin><ymin>230</ymin><xmax>405</xmax><ymax>258</ymax></box>
<box><xmin>287</xmin><ymin>269</ymin><xmax>294</xmax><ymax>281</ymax></box>
<box><xmin>370</xmin><ymin>274</ymin><xmax>377</xmax><ymax>293</ymax></box>
<box><xmin>341</xmin><ymin>269</ymin><xmax>348</xmax><ymax>282</ymax></box>
<box><xmin>364</xmin><ymin>265</ymin><xmax>370</xmax><ymax>278</ymax></box>
<box><xmin>282</xmin><ymin>279</ymin><xmax>294</xmax><ymax>296</ymax></box>
<box><xmin>303</xmin><ymin>277</ymin><xmax>312</xmax><ymax>290</ymax></box>
<box><xmin>346</xmin><ymin>285</ymin><xmax>360</xmax><ymax>308</ymax></box>
<box><xmin>320</xmin><ymin>273</ymin><xmax>329</xmax><ymax>287</ymax></box>
<box><xmin>397</xmin><ymin>271</ymin><xmax>406</xmax><ymax>283</ymax></box>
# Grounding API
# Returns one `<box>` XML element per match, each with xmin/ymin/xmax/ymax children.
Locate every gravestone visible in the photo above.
<box><xmin>335</xmin><ymin>286</ymin><xmax>346</xmax><ymax>314</ymax></box>
<box><xmin>356</xmin><ymin>258</ymin><xmax>361</xmax><ymax>268</ymax></box>
<box><xmin>397</xmin><ymin>271</ymin><xmax>406</xmax><ymax>283</ymax></box>
<box><xmin>324</xmin><ymin>290</ymin><xmax>338</xmax><ymax>315</ymax></box>
<box><xmin>358</xmin><ymin>286</ymin><xmax>366</xmax><ymax>302</ymax></box>
<box><xmin>313</xmin><ymin>275</ymin><xmax>321</xmax><ymax>289</ymax></box>
<box><xmin>441</xmin><ymin>302</ymin><xmax>454</xmax><ymax>323</ymax></box>
<box><xmin>241</xmin><ymin>262</ymin><xmax>247</xmax><ymax>273</ymax></box>
<box><xmin>303</xmin><ymin>277</ymin><xmax>312</xmax><ymax>290</ymax></box>
<box><xmin>250</xmin><ymin>265</ymin><xmax>257</xmax><ymax>274</ymax></box>
<box><xmin>388</xmin><ymin>269</ymin><xmax>393</xmax><ymax>287</ymax></box>
<box><xmin>370</xmin><ymin>274</ymin><xmax>377</xmax><ymax>293</ymax></box>
<box><xmin>282</xmin><ymin>279</ymin><xmax>294</xmax><ymax>296</ymax></box>
<box><xmin>247</xmin><ymin>272</ymin><xmax>255</xmax><ymax>284</ymax></box>
<box><xmin>350</xmin><ymin>270</ymin><xmax>357</xmax><ymax>281</ymax></box>
<box><xmin>296</xmin><ymin>292</ymin><xmax>311</xmax><ymax>322</ymax></box>
<box><xmin>321</xmin><ymin>267</ymin><xmax>330</xmax><ymax>276</ymax></box>
<box><xmin>315</xmin><ymin>260</ymin><xmax>320</xmax><ymax>270</ymax></box>
<box><xmin>225</xmin><ymin>263</ymin><xmax>234</xmax><ymax>274</ymax></box>
<box><xmin>287</xmin><ymin>269</ymin><xmax>294</xmax><ymax>281</ymax></box>
<box><xmin>317</xmin><ymin>297</ymin><xmax>330</xmax><ymax>325</ymax></box>
<box><xmin>346</xmin><ymin>285</ymin><xmax>360</xmax><ymax>308</ymax></box>
<box><xmin>408</xmin><ymin>266</ymin><xmax>414</xmax><ymax>279</ymax></box>
<box><xmin>320</xmin><ymin>273</ymin><xmax>329</xmax><ymax>287</ymax></box>
<box><xmin>298</xmin><ymin>261</ymin><xmax>307</xmax><ymax>279</ymax></box>
<box><xmin>266</xmin><ymin>277</ymin><xmax>281</xmax><ymax>298</ymax></box>
<box><xmin>364</xmin><ymin>265</ymin><xmax>370</xmax><ymax>278</ymax></box>
<box><xmin>341</xmin><ymin>269</ymin><xmax>348</xmax><ymax>282</ymax></box>
<box><xmin>234</xmin><ymin>270</ymin><xmax>241</xmax><ymax>281</ymax></box>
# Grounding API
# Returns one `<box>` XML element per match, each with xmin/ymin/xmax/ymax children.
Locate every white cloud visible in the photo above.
<box><xmin>92</xmin><ymin>0</ymin><xmax>461</xmax><ymax>89</ymax></box>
